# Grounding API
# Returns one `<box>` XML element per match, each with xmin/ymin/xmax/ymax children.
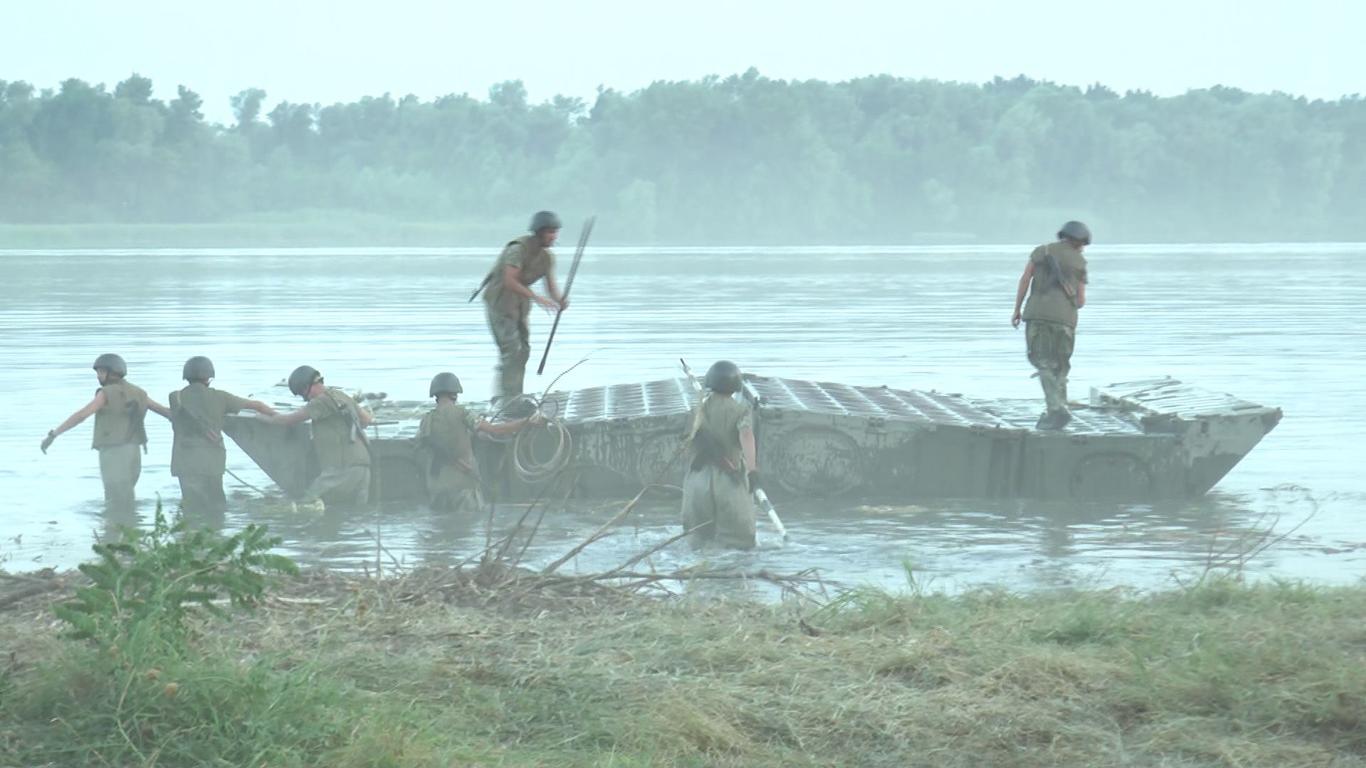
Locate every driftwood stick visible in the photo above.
<box><xmin>541</xmin><ymin>484</ymin><xmax>652</xmax><ymax>576</ymax></box>
<box><xmin>596</xmin><ymin>525</ymin><xmax>703</xmax><ymax>579</ymax></box>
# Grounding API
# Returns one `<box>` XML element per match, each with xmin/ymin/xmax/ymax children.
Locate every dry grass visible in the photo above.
<box><xmin>4</xmin><ymin>565</ymin><xmax>1364</xmax><ymax>767</ymax></box>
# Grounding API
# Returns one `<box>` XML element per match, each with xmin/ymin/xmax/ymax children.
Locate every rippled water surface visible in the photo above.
<box><xmin>2</xmin><ymin>244</ymin><xmax>1363</xmax><ymax>592</ymax></box>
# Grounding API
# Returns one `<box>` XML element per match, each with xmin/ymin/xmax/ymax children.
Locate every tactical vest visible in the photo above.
<box><xmin>688</xmin><ymin>395</ymin><xmax>748</xmax><ymax>472</ymax></box>
<box><xmin>92</xmin><ymin>380</ymin><xmax>149</xmax><ymax>450</ymax></box>
<box><xmin>483</xmin><ymin>235</ymin><xmax>553</xmax><ymax>318</ymax></box>
<box><xmin>309</xmin><ymin>388</ymin><xmax>371</xmax><ymax>471</ymax></box>
<box><xmin>418</xmin><ymin>404</ymin><xmax>479</xmax><ymax>489</ymax></box>
<box><xmin>170</xmin><ymin>383</ymin><xmax>228</xmax><ymax>477</ymax></box>
<box><xmin>1022</xmin><ymin>241</ymin><xmax>1087</xmax><ymax>328</ymax></box>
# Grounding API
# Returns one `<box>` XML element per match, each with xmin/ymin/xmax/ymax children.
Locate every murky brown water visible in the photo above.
<box><xmin>2</xmin><ymin>244</ymin><xmax>1363</xmax><ymax>592</ymax></box>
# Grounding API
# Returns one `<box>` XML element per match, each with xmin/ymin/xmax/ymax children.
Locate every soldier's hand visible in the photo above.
<box><xmin>40</xmin><ymin>430</ymin><xmax>56</xmax><ymax>454</ymax></box>
<box><xmin>535</xmin><ymin>295</ymin><xmax>560</xmax><ymax>313</ymax></box>
<box><xmin>1011</xmin><ymin>309</ymin><xmax>1023</xmax><ymax>328</ymax></box>
<box><xmin>558</xmin><ymin>296</ymin><xmax>570</xmax><ymax>311</ymax></box>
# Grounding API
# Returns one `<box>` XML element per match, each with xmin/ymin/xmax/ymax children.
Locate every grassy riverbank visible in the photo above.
<box><xmin>2</xmin><ymin>565</ymin><xmax>1363</xmax><ymax>767</ymax></box>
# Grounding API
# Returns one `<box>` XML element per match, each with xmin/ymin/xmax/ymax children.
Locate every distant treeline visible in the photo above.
<box><xmin>2</xmin><ymin>70</ymin><xmax>1364</xmax><ymax>243</ymax></box>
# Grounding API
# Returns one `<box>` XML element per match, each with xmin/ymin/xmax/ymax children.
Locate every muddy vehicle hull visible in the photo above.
<box><xmin>224</xmin><ymin>375</ymin><xmax>1281</xmax><ymax>504</ymax></box>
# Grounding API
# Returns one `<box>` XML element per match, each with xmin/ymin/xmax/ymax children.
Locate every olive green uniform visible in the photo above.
<box><xmin>417</xmin><ymin>402</ymin><xmax>485</xmax><ymax>512</ymax></box>
<box><xmin>482</xmin><ymin>235</ymin><xmax>555</xmax><ymax>401</ymax></box>
<box><xmin>682</xmin><ymin>395</ymin><xmax>757</xmax><ymax>550</ymax></box>
<box><xmin>1021</xmin><ymin>241</ymin><xmax>1088</xmax><ymax>415</ymax></box>
<box><xmin>169</xmin><ymin>383</ymin><xmax>253</xmax><ymax>513</ymax></box>
<box><xmin>301</xmin><ymin>388</ymin><xmax>371</xmax><ymax>507</ymax></box>
<box><xmin>91</xmin><ymin>380</ymin><xmax>151</xmax><ymax>508</ymax></box>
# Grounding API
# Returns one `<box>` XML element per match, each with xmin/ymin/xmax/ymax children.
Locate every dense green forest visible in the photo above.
<box><xmin>2</xmin><ymin>70</ymin><xmax>1363</xmax><ymax>243</ymax></box>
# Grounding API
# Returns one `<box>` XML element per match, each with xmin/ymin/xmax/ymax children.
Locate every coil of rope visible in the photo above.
<box><xmin>487</xmin><ymin>393</ymin><xmax>574</xmax><ymax>484</ymax></box>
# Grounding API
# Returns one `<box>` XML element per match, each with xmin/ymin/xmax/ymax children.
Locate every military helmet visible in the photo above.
<box><xmin>529</xmin><ymin>210</ymin><xmax>562</xmax><ymax>232</ymax></box>
<box><xmin>182</xmin><ymin>355</ymin><xmax>215</xmax><ymax>382</ymax></box>
<box><xmin>704</xmin><ymin>360</ymin><xmax>743</xmax><ymax>394</ymax></box>
<box><xmin>1057</xmin><ymin>220</ymin><xmax>1092</xmax><ymax>245</ymax></box>
<box><xmin>429</xmin><ymin>372</ymin><xmax>463</xmax><ymax>398</ymax></box>
<box><xmin>288</xmin><ymin>365</ymin><xmax>321</xmax><ymax>398</ymax></box>
<box><xmin>92</xmin><ymin>353</ymin><xmax>128</xmax><ymax>378</ymax></box>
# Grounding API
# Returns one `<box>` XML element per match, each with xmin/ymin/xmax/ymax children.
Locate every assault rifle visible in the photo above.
<box><xmin>1043</xmin><ymin>244</ymin><xmax>1079</xmax><ymax>308</ymax></box>
<box><xmin>468</xmin><ymin>273</ymin><xmax>493</xmax><ymax>303</ymax></box>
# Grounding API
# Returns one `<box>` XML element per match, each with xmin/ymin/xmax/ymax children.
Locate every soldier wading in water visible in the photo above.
<box><xmin>168</xmin><ymin>356</ymin><xmax>277</xmax><ymax>514</ymax></box>
<box><xmin>683</xmin><ymin>361</ymin><xmax>760</xmax><ymax>550</ymax></box>
<box><xmin>266</xmin><ymin>365</ymin><xmax>374</xmax><ymax>512</ymax></box>
<box><xmin>1012</xmin><ymin>221</ymin><xmax>1091</xmax><ymax>430</ymax></box>
<box><xmin>416</xmin><ymin>372</ymin><xmax>541</xmax><ymax>512</ymax></box>
<box><xmin>40</xmin><ymin>353</ymin><xmax>171</xmax><ymax>509</ymax></box>
<box><xmin>474</xmin><ymin>210</ymin><xmax>568</xmax><ymax>409</ymax></box>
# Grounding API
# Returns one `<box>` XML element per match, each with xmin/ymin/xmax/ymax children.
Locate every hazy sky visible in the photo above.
<box><xmin>5</xmin><ymin>0</ymin><xmax>1361</xmax><ymax>124</ymax></box>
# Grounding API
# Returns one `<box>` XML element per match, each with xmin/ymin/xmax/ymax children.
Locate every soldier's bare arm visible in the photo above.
<box><xmin>1075</xmin><ymin>281</ymin><xmax>1086</xmax><ymax>308</ymax></box>
<box><xmin>476</xmin><ymin>413</ymin><xmax>541</xmax><ymax>437</ymax></box>
<box><xmin>266</xmin><ymin>409</ymin><xmax>312</xmax><ymax>427</ymax></box>
<box><xmin>502</xmin><ymin>265</ymin><xmax>554</xmax><ymax>308</ymax></box>
<box><xmin>146</xmin><ymin>399</ymin><xmax>172</xmax><ymax>420</ymax></box>
<box><xmin>1012</xmin><ymin>261</ymin><xmax>1034</xmax><ymax>328</ymax></box>
<box><xmin>545</xmin><ymin>272</ymin><xmax>567</xmax><ymax>309</ymax></box>
<box><xmin>358</xmin><ymin>407</ymin><xmax>374</xmax><ymax>428</ymax></box>
<box><xmin>41</xmin><ymin>391</ymin><xmax>107</xmax><ymax>451</ymax></box>
<box><xmin>245</xmin><ymin>399</ymin><xmax>279</xmax><ymax>418</ymax></box>
<box><xmin>500</xmin><ymin>264</ymin><xmax>533</xmax><ymax>298</ymax></box>
<box><xmin>503</xmin><ymin>264</ymin><xmax>559</xmax><ymax>311</ymax></box>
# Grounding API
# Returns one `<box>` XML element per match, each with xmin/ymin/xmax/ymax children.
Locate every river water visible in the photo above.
<box><xmin>2</xmin><ymin>244</ymin><xmax>1363</xmax><ymax>593</ymax></box>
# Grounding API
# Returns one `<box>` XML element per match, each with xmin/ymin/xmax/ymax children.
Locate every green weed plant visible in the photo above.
<box><xmin>54</xmin><ymin>500</ymin><xmax>297</xmax><ymax>653</ymax></box>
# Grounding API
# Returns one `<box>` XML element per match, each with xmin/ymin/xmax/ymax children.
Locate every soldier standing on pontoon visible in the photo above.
<box><xmin>472</xmin><ymin>211</ymin><xmax>568</xmax><ymax>408</ymax></box>
<box><xmin>1011</xmin><ymin>221</ymin><xmax>1091</xmax><ymax>430</ymax></box>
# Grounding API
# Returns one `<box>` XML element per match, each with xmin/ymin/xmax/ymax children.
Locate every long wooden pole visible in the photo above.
<box><xmin>536</xmin><ymin>216</ymin><xmax>595</xmax><ymax>375</ymax></box>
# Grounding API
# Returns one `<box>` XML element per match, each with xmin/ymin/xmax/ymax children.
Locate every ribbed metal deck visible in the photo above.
<box><xmin>547</xmin><ymin>376</ymin><xmax>1018</xmax><ymax>430</ymax></box>
<box><xmin>545</xmin><ymin>378</ymin><xmax>698</xmax><ymax>422</ymax></box>
<box><xmin>747</xmin><ymin>376</ymin><xmax>1013</xmax><ymax>429</ymax></box>
<box><xmin>1090</xmin><ymin>378</ymin><xmax>1274</xmax><ymax>419</ymax></box>
<box><xmin>377</xmin><ymin>375</ymin><xmax>1275</xmax><ymax>439</ymax></box>
<box><xmin>972</xmin><ymin>398</ymin><xmax>1145</xmax><ymax>435</ymax></box>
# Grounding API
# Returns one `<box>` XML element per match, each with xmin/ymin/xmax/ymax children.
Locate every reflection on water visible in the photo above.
<box><xmin>200</xmin><ymin>485</ymin><xmax>1343</xmax><ymax>594</ymax></box>
<box><xmin>2</xmin><ymin>245</ymin><xmax>1364</xmax><ymax>590</ymax></box>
